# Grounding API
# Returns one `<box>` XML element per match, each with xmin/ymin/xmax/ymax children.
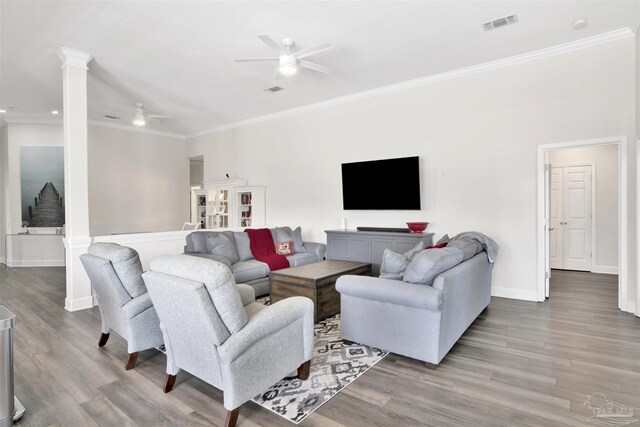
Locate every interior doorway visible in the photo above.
<box><xmin>189</xmin><ymin>156</ymin><xmax>204</xmax><ymax>222</ymax></box>
<box><xmin>537</xmin><ymin>136</ymin><xmax>627</xmax><ymax>310</ymax></box>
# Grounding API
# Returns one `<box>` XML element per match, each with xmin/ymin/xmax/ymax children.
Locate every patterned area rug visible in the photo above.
<box><xmin>251</xmin><ymin>297</ymin><xmax>388</xmax><ymax>424</ymax></box>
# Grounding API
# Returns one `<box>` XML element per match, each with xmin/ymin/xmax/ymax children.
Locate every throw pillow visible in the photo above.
<box><xmin>436</xmin><ymin>234</ymin><xmax>450</xmax><ymax>245</ymax></box>
<box><xmin>425</xmin><ymin>242</ymin><xmax>448</xmax><ymax>250</ymax></box>
<box><xmin>403</xmin><ymin>247</ymin><xmax>464</xmax><ymax>285</ymax></box>
<box><xmin>207</xmin><ymin>234</ymin><xmax>239</xmax><ymax>264</ymax></box>
<box><xmin>379</xmin><ymin>241</ymin><xmax>425</xmax><ymax>280</ymax></box>
<box><xmin>275</xmin><ymin>226</ymin><xmax>306</xmax><ymax>253</ymax></box>
<box><xmin>233</xmin><ymin>232</ymin><xmax>254</xmax><ymax>261</ymax></box>
<box><xmin>275</xmin><ymin>240</ymin><xmax>294</xmax><ymax>256</ymax></box>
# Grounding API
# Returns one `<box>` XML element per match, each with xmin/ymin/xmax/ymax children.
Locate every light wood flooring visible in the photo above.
<box><xmin>0</xmin><ymin>266</ymin><xmax>638</xmax><ymax>426</ymax></box>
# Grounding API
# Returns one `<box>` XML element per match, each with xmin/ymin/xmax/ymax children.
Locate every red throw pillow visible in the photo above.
<box><xmin>425</xmin><ymin>242</ymin><xmax>448</xmax><ymax>250</ymax></box>
<box><xmin>275</xmin><ymin>240</ymin><xmax>294</xmax><ymax>256</ymax></box>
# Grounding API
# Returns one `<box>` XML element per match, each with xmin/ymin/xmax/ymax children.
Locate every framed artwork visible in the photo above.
<box><xmin>20</xmin><ymin>146</ymin><xmax>65</xmax><ymax>227</ymax></box>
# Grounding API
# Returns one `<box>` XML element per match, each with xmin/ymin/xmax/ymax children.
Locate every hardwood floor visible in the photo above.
<box><xmin>0</xmin><ymin>266</ymin><xmax>638</xmax><ymax>426</ymax></box>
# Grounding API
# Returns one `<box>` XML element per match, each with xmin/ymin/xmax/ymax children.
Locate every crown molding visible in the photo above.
<box><xmin>3</xmin><ymin>118</ymin><xmax>62</xmax><ymax>125</ymax></box>
<box><xmin>88</xmin><ymin>120</ymin><xmax>186</xmax><ymax>140</ymax></box>
<box><xmin>56</xmin><ymin>47</ymin><xmax>93</xmax><ymax>69</ymax></box>
<box><xmin>186</xmin><ymin>27</ymin><xmax>634</xmax><ymax>139</ymax></box>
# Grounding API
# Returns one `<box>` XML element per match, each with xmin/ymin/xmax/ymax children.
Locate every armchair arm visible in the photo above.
<box><xmin>303</xmin><ymin>241</ymin><xmax>326</xmax><ymax>261</ymax></box>
<box><xmin>336</xmin><ymin>275</ymin><xmax>443</xmax><ymax>312</ymax></box>
<box><xmin>218</xmin><ymin>296</ymin><xmax>314</xmax><ymax>365</ymax></box>
<box><xmin>122</xmin><ymin>292</ymin><xmax>154</xmax><ymax>319</ymax></box>
<box><xmin>236</xmin><ymin>284</ymin><xmax>255</xmax><ymax>306</ymax></box>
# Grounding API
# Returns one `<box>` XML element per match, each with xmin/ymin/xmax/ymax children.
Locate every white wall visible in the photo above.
<box><xmin>1</xmin><ymin>123</ymin><xmax>189</xmax><ymax>239</ymax></box>
<box><xmin>188</xmin><ymin>37</ymin><xmax>636</xmax><ymax>303</ymax></box>
<box><xmin>548</xmin><ymin>145</ymin><xmax>618</xmax><ymax>272</ymax></box>
<box><xmin>88</xmin><ymin>125</ymin><xmax>189</xmax><ymax>236</ymax></box>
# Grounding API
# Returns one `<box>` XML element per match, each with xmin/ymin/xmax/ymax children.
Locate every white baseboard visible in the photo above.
<box><xmin>65</xmin><ymin>296</ymin><xmax>95</xmax><ymax>312</ymax></box>
<box><xmin>592</xmin><ymin>265</ymin><xmax>619</xmax><ymax>275</ymax></box>
<box><xmin>6</xmin><ymin>259</ymin><xmax>65</xmax><ymax>267</ymax></box>
<box><xmin>491</xmin><ymin>286</ymin><xmax>539</xmax><ymax>302</ymax></box>
<box><xmin>0</xmin><ymin>257</ymin><xmax>5</xmax><ymax>265</ymax></box>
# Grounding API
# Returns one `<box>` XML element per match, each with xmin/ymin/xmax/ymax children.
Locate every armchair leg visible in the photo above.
<box><xmin>424</xmin><ymin>362</ymin><xmax>438</xmax><ymax>370</ymax></box>
<box><xmin>98</xmin><ymin>333</ymin><xmax>110</xmax><ymax>347</ymax></box>
<box><xmin>125</xmin><ymin>352</ymin><xmax>139</xmax><ymax>370</ymax></box>
<box><xmin>163</xmin><ymin>374</ymin><xmax>177</xmax><ymax>393</ymax></box>
<box><xmin>224</xmin><ymin>408</ymin><xmax>239</xmax><ymax>427</ymax></box>
<box><xmin>297</xmin><ymin>360</ymin><xmax>311</xmax><ymax>380</ymax></box>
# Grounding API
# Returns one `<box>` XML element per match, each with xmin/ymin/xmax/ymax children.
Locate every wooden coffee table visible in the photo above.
<box><xmin>270</xmin><ymin>260</ymin><xmax>372</xmax><ymax>323</ymax></box>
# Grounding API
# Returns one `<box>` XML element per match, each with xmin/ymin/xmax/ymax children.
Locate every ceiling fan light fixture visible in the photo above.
<box><xmin>279</xmin><ymin>64</ymin><xmax>297</xmax><ymax>76</ymax></box>
<box><xmin>279</xmin><ymin>54</ymin><xmax>297</xmax><ymax>76</ymax></box>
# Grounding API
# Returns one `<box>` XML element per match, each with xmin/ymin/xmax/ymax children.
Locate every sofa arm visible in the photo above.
<box><xmin>303</xmin><ymin>241</ymin><xmax>326</xmax><ymax>261</ymax></box>
<box><xmin>336</xmin><ymin>275</ymin><xmax>443</xmax><ymax>312</ymax></box>
<box><xmin>122</xmin><ymin>292</ymin><xmax>154</xmax><ymax>319</ymax></box>
<box><xmin>236</xmin><ymin>284</ymin><xmax>255</xmax><ymax>306</ymax></box>
<box><xmin>184</xmin><ymin>245</ymin><xmax>188</xmax><ymax>254</ymax></box>
<box><xmin>218</xmin><ymin>296</ymin><xmax>314</xmax><ymax>365</ymax></box>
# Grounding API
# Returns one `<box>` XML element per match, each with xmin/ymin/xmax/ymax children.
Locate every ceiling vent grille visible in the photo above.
<box><xmin>264</xmin><ymin>86</ymin><xmax>284</xmax><ymax>93</ymax></box>
<box><xmin>483</xmin><ymin>14</ymin><xmax>518</xmax><ymax>31</ymax></box>
<box><xmin>103</xmin><ymin>114</ymin><xmax>120</xmax><ymax>120</ymax></box>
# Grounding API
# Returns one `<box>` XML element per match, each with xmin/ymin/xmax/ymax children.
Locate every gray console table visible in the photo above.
<box><xmin>325</xmin><ymin>229</ymin><xmax>434</xmax><ymax>275</ymax></box>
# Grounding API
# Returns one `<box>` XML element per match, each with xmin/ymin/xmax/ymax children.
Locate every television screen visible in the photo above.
<box><xmin>341</xmin><ymin>156</ymin><xmax>421</xmax><ymax>210</ymax></box>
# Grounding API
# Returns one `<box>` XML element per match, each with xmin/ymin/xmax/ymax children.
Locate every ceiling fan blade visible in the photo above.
<box><xmin>257</xmin><ymin>35</ymin><xmax>282</xmax><ymax>51</ymax></box>
<box><xmin>275</xmin><ymin>70</ymin><xmax>282</xmax><ymax>80</ymax></box>
<box><xmin>235</xmin><ymin>57</ymin><xmax>279</xmax><ymax>62</ymax></box>
<box><xmin>299</xmin><ymin>59</ymin><xmax>333</xmax><ymax>74</ymax></box>
<box><xmin>147</xmin><ymin>115</ymin><xmax>175</xmax><ymax>119</ymax></box>
<box><xmin>294</xmin><ymin>42</ymin><xmax>333</xmax><ymax>59</ymax></box>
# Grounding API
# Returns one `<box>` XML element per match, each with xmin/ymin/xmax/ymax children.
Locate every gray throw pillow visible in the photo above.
<box><xmin>275</xmin><ymin>226</ymin><xmax>306</xmax><ymax>253</ymax></box>
<box><xmin>379</xmin><ymin>241</ymin><xmax>424</xmax><ymax>280</ymax></box>
<box><xmin>233</xmin><ymin>232</ymin><xmax>254</xmax><ymax>261</ymax></box>
<box><xmin>403</xmin><ymin>247</ymin><xmax>464</xmax><ymax>285</ymax></box>
<box><xmin>207</xmin><ymin>234</ymin><xmax>239</xmax><ymax>264</ymax></box>
<box><xmin>447</xmin><ymin>239</ymin><xmax>481</xmax><ymax>261</ymax></box>
<box><xmin>436</xmin><ymin>234</ymin><xmax>450</xmax><ymax>245</ymax></box>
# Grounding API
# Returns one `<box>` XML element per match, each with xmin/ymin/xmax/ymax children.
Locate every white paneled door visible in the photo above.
<box><xmin>549</xmin><ymin>165</ymin><xmax>592</xmax><ymax>271</ymax></box>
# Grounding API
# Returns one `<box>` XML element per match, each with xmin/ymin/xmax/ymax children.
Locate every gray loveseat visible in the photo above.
<box><xmin>184</xmin><ymin>227</ymin><xmax>326</xmax><ymax>297</ymax></box>
<box><xmin>336</xmin><ymin>247</ymin><xmax>493</xmax><ymax>367</ymax></box>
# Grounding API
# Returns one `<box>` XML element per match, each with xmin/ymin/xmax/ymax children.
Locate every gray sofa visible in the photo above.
<box><xmin>184</xmin><ymin>228</ymin><xmax>326</xmax><ymax>297</ymax></box>
<box><xmin>336</xmin><ymin>250</ymin><xmax>492</xmax><ymax>367</ymax></box>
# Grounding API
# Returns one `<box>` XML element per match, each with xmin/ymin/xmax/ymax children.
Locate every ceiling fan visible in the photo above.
<box><xmin>108</xmin><ymin>103</ymin><xmax>176</xmax><ymax>127</ymax></box>
<box><xmin>235</xmin><ymin>35</ymin><xmax>334</xmax><ymax>78</ymax></box>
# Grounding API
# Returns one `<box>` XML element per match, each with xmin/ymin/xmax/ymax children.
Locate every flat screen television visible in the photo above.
<box><xmin>341</xmin><ymin>156</ymin><xmax>421</xmax><ymax>210</ymax></box>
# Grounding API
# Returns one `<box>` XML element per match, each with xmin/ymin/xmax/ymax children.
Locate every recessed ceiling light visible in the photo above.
<box><xmin>51</xmin><ymin>110</ymin><xmax>59</xmax><ymax>115</ymax></box>
<box><xmin>573</xmin><ymin>19</ymin><xmax>588</xmax><ymax>29</ymax></box>
<box><xmin>0</xmin><ymin>109</ymin><xmax>6</xmax><ymax>114</ymax></box>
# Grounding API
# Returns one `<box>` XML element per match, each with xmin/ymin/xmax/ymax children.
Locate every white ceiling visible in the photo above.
<box><xmin>1</xmin><ymin>1</ymin><xmax>638</xmax><ymax>136</ymax></box>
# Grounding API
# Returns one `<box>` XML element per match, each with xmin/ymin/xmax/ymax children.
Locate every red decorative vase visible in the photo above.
<box><xmin>406</xmin><ymin>222</ymin><xmax>429</xmax><ymax>234</ymax></box>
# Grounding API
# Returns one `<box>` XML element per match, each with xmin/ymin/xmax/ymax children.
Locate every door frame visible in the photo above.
<box><xmin>537</xmin><ymin>136</ymin><xmax>627</xmax><ymax>311</ymax></box>
<box><xmin>549</xmin><ymin>162</ymin><xmax>596</xmax><ymax>272</ymax></box>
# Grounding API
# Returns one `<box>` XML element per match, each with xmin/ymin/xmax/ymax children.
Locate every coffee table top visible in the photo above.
<box><xmin>270</xmin><ymin>260</ymin><xmax>371</xmax><ymax>280</ymax></box>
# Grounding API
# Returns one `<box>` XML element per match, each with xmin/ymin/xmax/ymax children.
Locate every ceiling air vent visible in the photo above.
<box><xmin>103</xmin><ymin>114</ymin><xmax>120</xmax><ymax>120</ymax></box>
<box><xmin>264</xmin><ymin>86</ymin><xmax>284</xmax><ymax>93</ymax></box>
<box><xmin>483</xmin><ymin>14</ymin><xmax>518</xmax><ymax>31</ymax></box>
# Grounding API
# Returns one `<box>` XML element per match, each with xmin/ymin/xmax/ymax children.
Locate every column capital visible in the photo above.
<box><xmin>56</xmin><ymin>47</ymin><xmax>93</xmax><ymax>69</ymax></box>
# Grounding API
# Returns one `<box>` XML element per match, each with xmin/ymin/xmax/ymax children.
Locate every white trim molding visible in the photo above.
<box><xmin>537</xmin><ymin>136</ymin><xmax>628</xmax><ymax>311</ymax></box>
<box><xmin>65</xmin><ymin>296</ymin><xmax>95</xmax><ymax>312</ymax></box>
<box><xmin>56</xmin><ymin>47</ymin><xmax>93</xmax><ymax>69</ymax></box>
<box><xmin>188</xmin><ymin>28</ymin><xmax>634</xmax><ymax>139</ymax></box>
<box><xmin>6</xmin><ymin>259</ymin><xmax>65</xmax><ymax>267</ymax></box>
<box><xmin>592</xmin><ymin>265</ymin><xmax>619</xmax><ymax>275</ymax></box>
<box><xmin>491</xmin><ymin>287</ymin><xmax>539</xmax><ymax>302</ymax></box>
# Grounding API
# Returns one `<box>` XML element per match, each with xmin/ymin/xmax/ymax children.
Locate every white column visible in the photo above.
<box><xmin>57</xmin><ymin>47</ymin><xmax>94</xmax><ymax>312</ymax></box>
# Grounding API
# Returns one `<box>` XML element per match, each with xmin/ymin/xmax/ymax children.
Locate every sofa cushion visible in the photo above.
<box><xmin>231</xmin><ymin>260</ymin><xmax>269</xmax><ymax>283</ymax></box>
<box><xmin>447</xmin><ymin>239</ymin><xmax>482</xmax><ymax>262</ymax></box>
<box><xmin>233</xmin><ymin>232</ymin><xmax>254</xmax><ymax>261</ymax></box>
<box><xmin>275</xmin><ymin>226</ymin><xmax>306</xmax><ymax>253</ymax></box>
<box><xmin>286</xmin><ymin>252</ymin><xmax>318</xmax><ymax>267</ymax></box>
<box><xmin>187</xmin><ymin>252</ymin><xmax>232</xmax><ymax>268</ymax></box>
<box><xmin>88</xmin><ymin>242</ymin><xmax>146</xmax><ymax>298</ymax></box>
<box><xmin>403</xmin><ymin>247</ymin><xmax>464</xmax><ymax>285</ymax></box>
<box><xmin>186</xmin><ymin>232</ymin><xmax>209</xmax><ymax>253</ymax></box>
<box><xmin>207</xmin><ymin>234</ymin><xmax>239</xmax><ymax>264</ymax></box>
<box><xmin>436</xmin><ymin>234</ymin><xmax>450</xmax><ymax>245</ymax></box>
<box><xmin>379</xmin><ymin>241</ymin><xmax>425</xmax><ymax>280</ymax></box>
